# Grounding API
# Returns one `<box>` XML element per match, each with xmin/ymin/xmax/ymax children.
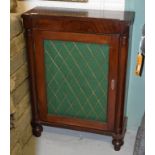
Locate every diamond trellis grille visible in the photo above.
<box><xmin>44</xmin><ymin>40</ymin><xmax>109</xmax><ymax>122</ymax></box>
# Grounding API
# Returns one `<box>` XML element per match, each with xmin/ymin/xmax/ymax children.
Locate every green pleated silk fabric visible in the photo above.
<box><xmin>44</xmin><ymin>40</ymin><xmax>109</xmax><ymax>122</ymax></box>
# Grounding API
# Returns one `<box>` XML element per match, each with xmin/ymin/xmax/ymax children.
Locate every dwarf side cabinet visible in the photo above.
<box><xmin>22</xmin><ymin>7</ymin><xmax>134</xmax><ymax>151</ymax></box>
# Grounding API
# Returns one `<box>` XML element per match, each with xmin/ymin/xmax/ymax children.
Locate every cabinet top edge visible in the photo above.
<box><xmin>22</xmin><ymin>6</ymin><xmax>135</xmax><ymax>24</ymax></box>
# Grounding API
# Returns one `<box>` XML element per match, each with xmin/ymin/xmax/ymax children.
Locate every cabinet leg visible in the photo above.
<box><xmin>112</xmin><ymin>117</ymin><xmax>127</xmax><ymax>151</ymax></box>
<box><xmin>31</xmin><ymin>122</ymin><xmax>43</xmax><ymax>137</ymax></box>
<box><xmin>112</xmin><ymin>137</ymin><xmax>124</xmax><ymax>151</ymax></box>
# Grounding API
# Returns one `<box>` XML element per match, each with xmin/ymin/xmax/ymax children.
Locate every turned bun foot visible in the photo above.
<box><xmin>31</xmin><ymin>122</ymin><xmax>43</xmax><ymax>137</ymax></box>
<box><xmin>112</xmin><ymin>138</ymin><xmax>124</xmax><ymax>151</ymax></box>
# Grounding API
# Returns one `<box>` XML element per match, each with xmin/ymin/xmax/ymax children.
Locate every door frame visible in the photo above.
<box><xmin>32</xmin><ymin>30</ymin><xmax>120</xmax><ymax>132</ymax></box>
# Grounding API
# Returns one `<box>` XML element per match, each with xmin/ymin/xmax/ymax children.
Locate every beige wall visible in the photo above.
<box><xmin>17</xmin><ymin>0</ymin><xmax>125</xmax><ymax>13</ymax></box>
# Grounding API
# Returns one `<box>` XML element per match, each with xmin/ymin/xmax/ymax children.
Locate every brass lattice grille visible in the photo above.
<box><xmin>44</xmin><ymin>40</ymin><xmax>109</xmax><ymax>122</ymax></box>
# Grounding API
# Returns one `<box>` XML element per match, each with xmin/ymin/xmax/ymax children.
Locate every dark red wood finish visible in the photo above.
<box><xmin>33</xmin><ymin>30</ymin><xmax>119</xmax><ymax>132</ymax></box>
<box><xmin>22</xmin><ymin>7</ymin><xmax>134</xmax><ymax>151</ymax></box>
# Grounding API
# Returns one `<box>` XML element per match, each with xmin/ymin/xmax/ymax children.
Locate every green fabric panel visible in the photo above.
<box><xmin>44</xmin><ymin>40</ymin><xmax>109</xmax><ymax>122</ymax></box>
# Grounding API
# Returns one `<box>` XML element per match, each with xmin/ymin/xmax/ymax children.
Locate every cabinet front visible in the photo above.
<box><xmin>33</xmin><ymin>30</ymin><xmax>119</xmax><ymax>131</ymax></box>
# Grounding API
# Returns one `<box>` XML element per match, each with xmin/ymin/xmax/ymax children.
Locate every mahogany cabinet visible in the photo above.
<box><xmin>22</xmin><ymin>7</ymin><xmax>134</xmax><ymax>151</ymax></box>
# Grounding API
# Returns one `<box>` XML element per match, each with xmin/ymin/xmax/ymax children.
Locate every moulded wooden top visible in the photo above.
<box><xmin>22</xmin><ymin>7</ymin><xmax>134</xmax><ymax>34</ymax></box>
<box><xmin>22</xmin><ymin>6</ymin><xmax>134</xmax><ymax>24</ymax></box>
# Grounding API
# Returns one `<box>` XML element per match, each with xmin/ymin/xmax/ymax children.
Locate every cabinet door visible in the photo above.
<box><xmin>33</xmin><ymin>30</ymin><xmax>119</xmax><ymax>131</ymax></box>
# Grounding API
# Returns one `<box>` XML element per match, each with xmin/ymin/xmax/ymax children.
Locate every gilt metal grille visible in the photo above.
<box><xmin>44</xmin><ymin>40</ymin><xmax>109</xmax><ymax>122</ymax></box>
